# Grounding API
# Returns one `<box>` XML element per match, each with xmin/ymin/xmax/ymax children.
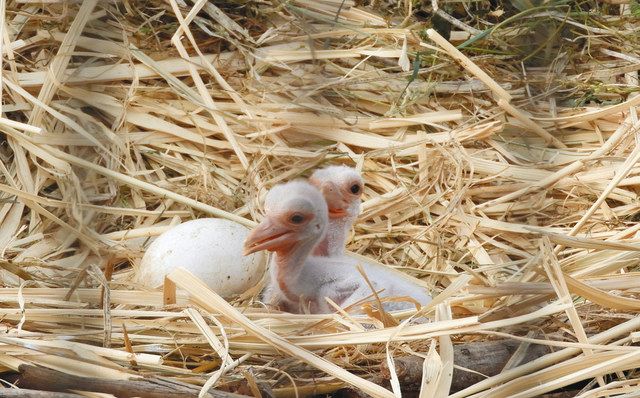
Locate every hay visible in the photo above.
<box><xmin>0</xmin><ymin>1</ymin><xmax>639</xmax><ymax>397</ymax></box>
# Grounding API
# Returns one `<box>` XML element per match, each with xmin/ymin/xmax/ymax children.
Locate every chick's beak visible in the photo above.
<box><xmin>243</xmin><ymin>217</ymin><xmax>297</xmax><ymax>255</ymax></box>
<box><xmin>328</xmin><ymin>208</ymin><xmax>347</xmax><ymax>218</ymax></box>
<box><xmin>320</xmin><ymin>182</ymin><xmax>348</xmax><ymax>219</ymax></box>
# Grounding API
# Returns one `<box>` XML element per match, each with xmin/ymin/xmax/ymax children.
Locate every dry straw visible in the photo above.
<box><xmin>0</xmin><ymin>1</ymin><xmax>639</xmax><ymax>397</ymax></box>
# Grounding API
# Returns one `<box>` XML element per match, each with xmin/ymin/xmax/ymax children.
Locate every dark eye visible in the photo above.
<box><xmin>290</xmin><ymin>214</ymin><xmax>305</xmax><ymax>224</ymax></box>
<box><xmin>350</xmin><ymin>184</ymin><xmax>361</xmax><ymax>194</ymax></box>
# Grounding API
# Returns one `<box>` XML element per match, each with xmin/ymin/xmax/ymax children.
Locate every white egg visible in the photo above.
<box><xmin>137</xmin><ymin>218</ymin><xmax>266</xmax><ymax>297</ymax></box>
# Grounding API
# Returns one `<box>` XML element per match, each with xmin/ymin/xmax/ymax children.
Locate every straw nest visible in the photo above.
<box><xmin>1</xmin><ymin>0</ymin><xmax>639</xmax><ymax>397</ymax></box>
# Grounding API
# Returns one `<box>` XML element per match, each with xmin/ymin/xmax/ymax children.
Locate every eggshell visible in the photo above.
<box><xmin>138</xmin><ymin>218</ymin><xmax>266</xmax><ymax>297</ymax></box>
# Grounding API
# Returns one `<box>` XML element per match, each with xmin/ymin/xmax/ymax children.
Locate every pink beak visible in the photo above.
<box><xmin>319</xmin><ymin>182</ymin><xmax>348</xmax><ymax>219</ymax></box>
<box><xmin>243</xmin><ymin>217</ymin><xmax>297</xmax><ymax>255</ymax></box>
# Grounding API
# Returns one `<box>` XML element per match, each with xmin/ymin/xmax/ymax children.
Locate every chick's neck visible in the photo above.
<box><xmin>272</xmin><ymin>226</ymin><xmax>326</xmax><ymax>301</ymax></box>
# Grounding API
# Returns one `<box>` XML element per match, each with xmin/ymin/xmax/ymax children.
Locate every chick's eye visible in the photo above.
<box><xmin>350</xmin><ymin>184</ymin><xmax>361</xmax><ymax>194</ymax></box>
<box><xmin>290</xmin><ymin>214</ymin><xmax>305</xmax><ymax>224</ymax></box>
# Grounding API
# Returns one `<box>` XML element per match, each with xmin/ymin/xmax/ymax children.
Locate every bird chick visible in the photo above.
<box><xmin>244</xmin><ymin>180</ymin><xmax>431</xmax><ymax>314</ymax></box>
<box><xmin>309</xmin><ymin>165</ymin><xmax>363</xmax><ymax>257</ymax></box>
<box><xmin>244</xmin><ymin>180</ymin><xmax>332</xmax><ymax>312</ymax></box>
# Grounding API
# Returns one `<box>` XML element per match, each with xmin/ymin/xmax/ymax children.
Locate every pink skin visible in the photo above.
<box><xmin>309</xmin><ymin>166</ymin><xmax>363</xmax><ymax>257</ymax></box>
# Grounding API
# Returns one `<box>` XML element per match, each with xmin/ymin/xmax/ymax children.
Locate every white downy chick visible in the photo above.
<box><xmin>309</xmin><ymin>165</ymin><xmax>363</xmax><ymax>257</ymax></box>
<box><xmin>244</xmin><ymin>180</ymin><xmax>431</xmax><ymax>314</ymax></box>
